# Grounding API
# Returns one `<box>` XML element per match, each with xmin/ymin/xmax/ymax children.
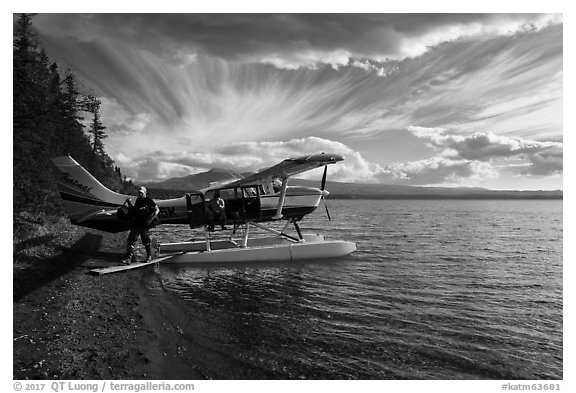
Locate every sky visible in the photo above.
<box><xmin>29</xmin><ymin>13</ymin><xmax>563</xmax><ymax>190</ymax></box>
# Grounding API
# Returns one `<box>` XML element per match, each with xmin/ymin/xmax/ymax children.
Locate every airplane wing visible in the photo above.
<box><xmin>219</xmin><ymin>153</ymin><xmax>344</xmax><ymax>189</ymax></box>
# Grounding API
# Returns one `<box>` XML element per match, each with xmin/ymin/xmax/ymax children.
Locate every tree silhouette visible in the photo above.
<box><xmin>83</xmin><ymin>95</ymin><xmax>108</xmax><ymax>155</ymax></box>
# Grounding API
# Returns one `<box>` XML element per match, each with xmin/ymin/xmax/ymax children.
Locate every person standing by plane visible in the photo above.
<box><xmin>207</xmin><ymin>190</ymin><xmax>227</xmax><ymax>231</ymax></box>
<box><xmin>122</xmin><ymin>186</ymin><xmax>159</xmax><ymax>264</ymax></box>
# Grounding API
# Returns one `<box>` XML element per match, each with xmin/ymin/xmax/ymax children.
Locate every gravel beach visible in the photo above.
<box><xmin>13</xmin><ymin>228</ymin><xmax>203</xmax><ymax>380</ymax></box>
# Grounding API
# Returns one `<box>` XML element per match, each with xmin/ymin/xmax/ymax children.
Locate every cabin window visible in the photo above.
<box><xmin>260</xmin><ymin>182</ymin><xmax>277</xmax><ymax>195</ymax></box>
<box><xmin>242</xmin><ymin>186</ymin><xmax>258</xmax><ymax>198</ymax></box>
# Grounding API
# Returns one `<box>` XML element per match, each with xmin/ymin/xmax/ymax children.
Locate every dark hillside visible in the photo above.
<box><xmin>13</xmin><ymin>14</ymin><xmax>133</xmax><ymax>215</ymax></box>
<box><xmin>13</xmin><ymin>14</ymin><xmax>139</xmax><ymax>300</ymax></box>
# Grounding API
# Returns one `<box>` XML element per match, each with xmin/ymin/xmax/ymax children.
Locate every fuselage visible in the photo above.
<box><xmin>158</xmin><ymin>185</ymin><xmax>323</xmax><ymax>226</ymax></box>
<box><xmin>75</xmin><ymin>185</ymin><xmax>323</xmax><ymax>233</ymax></box>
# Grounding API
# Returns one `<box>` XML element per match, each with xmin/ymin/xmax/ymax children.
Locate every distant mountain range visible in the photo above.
<box><xmin>145</xmin><ymin>168</ymin><xmax>244</xmax><ymax>192</ymax></box>
<box><xmin>143</xmin><ymin>168</ymin><xmax>562</xmax><ymax>200</ymax></box>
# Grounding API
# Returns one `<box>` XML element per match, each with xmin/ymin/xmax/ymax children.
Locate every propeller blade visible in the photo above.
<box><xmin>324</xmin><ymin>201</ymin><xmax>331</xmax><ymax>221</ymax></box>
<box><xmin>320</xmin><ymin>165</ymin><xmax>331</xmax><ymax>220</ymax></box>
<box><xmin>321</xmin><ymin>165</ymin><xmax>327</xmax><ymax>191</ymax></box>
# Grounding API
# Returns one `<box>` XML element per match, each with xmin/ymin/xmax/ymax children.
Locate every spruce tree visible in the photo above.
<box><xmin>84</xmin><ymin>95</ymin><xmax>108</xmax><ymax>156</ymax></box>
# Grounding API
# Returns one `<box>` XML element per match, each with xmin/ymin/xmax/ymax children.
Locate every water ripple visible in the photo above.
<box><xmin>148</xmin><ymin>200</ymin><xmax>562</xmax><ymax>379</ymax></box>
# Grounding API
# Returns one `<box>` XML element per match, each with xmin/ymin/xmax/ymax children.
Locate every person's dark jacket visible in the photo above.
<box><xmin>117</xmin><ymin>197</ymin><xmax>159</xmax><ymax>228</ymax></box>
<box><xmin>133</xmin><ymin>196</ymin><xmax>158</xmax><ymax>228</ymax></box>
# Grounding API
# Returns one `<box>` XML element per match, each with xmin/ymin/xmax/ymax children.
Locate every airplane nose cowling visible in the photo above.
<box><xmin>329</xmin><ymin>154</ymin><xmax>344</xmax><ymax>163</ymax></box>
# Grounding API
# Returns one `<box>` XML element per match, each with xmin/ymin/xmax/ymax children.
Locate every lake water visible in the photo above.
<box><xmin>144</xmin><ymin>200</ymin><xmax>563</xmax><ymax>379</ymax></box>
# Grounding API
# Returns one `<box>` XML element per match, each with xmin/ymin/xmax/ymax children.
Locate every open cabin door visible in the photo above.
<box><xmin>240</xmin><ymin>185</ymin><xmax>261</xmax><ymax>221</ymax></box>
<box><xmin>185</xmin><ymin>192</ymin><xmax>207</xmax><ymax>228</ymax></box>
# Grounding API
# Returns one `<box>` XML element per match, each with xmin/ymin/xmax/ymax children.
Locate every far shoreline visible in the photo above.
<box><xmin>326</xmin><ymin>195</ymin><xmax>563</xmax><ymax>200</ymax></box>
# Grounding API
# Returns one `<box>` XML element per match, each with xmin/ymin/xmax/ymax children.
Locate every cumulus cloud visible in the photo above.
<box><xmin>409</xmin><ymin>126</ymin><xmax>562</xmax><ymax>159</ymax></box>
<box><xmin>405</xmin><ymin>126</ymin><xmax>563</xmax><ymax>179</ymax></box>
<box><xmin>521</xmin><ymin>148</ymin><xmax>563</xmax><ymax>176</ymax></box>
<box><xmin>379</xmin><ymin>157</ymin><xmax>498</xmax><ymax>186</ymax></box>
<box><xmin>114</xmin><ymin>136</ymin><xmax>384</xmax><ymax>183</ymax></box>
<box><xmin>215</xmin><ymin>137</ymin><xmax>387</xmax><ymax>183</ymax></box>
<box><xmin>105</xmin><ymin>127</ymin><xmax>564</xmax><ymax>187</ymax></box>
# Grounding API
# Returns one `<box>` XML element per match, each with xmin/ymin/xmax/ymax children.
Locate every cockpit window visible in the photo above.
<box><xmin>243</xmin><ymin>186</ymin><xmax>258</xmax><ymax>197</ymax></box>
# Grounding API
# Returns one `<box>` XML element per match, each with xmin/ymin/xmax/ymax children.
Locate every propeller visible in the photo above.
<box><xmin>320</xmin><ymin>165</ymin><xmax>332</xmax><ymax>221</ymax></box>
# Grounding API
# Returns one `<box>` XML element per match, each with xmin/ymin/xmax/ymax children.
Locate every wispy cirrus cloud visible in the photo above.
<box><xmin>30</xmin><ymin>14</ymin><xmax>563</xmax><ymax>189</ymax></box>
<box><xmin>34</xmin><ymin>14</ymin><xmax>562</xmax><ymax>70</ymax></box>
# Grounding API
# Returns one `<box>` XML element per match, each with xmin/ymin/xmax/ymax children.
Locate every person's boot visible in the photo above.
<box><xmin>145</xmin><ymin>245</ymin><xmax>153</xmax><ymax>263</ymax></box>
<box><xmin>122</xmin><ymin>253</ymin><xmax>134</xmax><ymax>265</ymax></box>
<box><xmin>122</xmin><ymin>244</ymin><xmax>135</xmax><ymax>265</ymax></box>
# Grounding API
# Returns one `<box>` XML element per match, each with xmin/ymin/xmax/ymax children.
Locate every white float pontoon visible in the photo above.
<box><xmin>158</xmin><ymin>222</ymin><xmax>356</xmax><ymax>264</ymax></box>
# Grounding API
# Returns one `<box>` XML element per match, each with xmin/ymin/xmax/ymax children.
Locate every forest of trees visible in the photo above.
<box><xmin>13</xmin><ymin>14</ymin><xmax>134</xmax><ymax>215</ymax></box>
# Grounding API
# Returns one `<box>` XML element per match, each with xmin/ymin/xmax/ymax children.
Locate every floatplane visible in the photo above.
<box><xmin>51</xmin><ymin>153</ymin><xmax>356</xmax><ymax>271</ymax></box>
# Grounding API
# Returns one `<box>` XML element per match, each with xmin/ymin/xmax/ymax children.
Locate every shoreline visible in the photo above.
<box><xmin>13</xmin><ymin>228</ymin><xmax>202</xmax><ymax>380</ymax></box>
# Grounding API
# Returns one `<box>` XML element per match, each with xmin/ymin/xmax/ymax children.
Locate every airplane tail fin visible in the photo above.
<box><xmin>51</xmin><ymin>156</ymin><xmax>131</xmax><ymax>227</ymax></box>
